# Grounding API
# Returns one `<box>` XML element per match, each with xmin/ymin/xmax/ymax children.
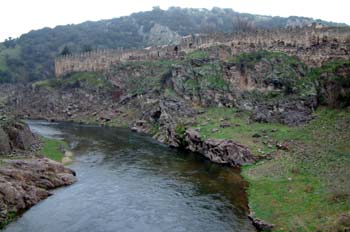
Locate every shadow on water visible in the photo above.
<box><xmin>5</xmin><ymin>121</ymin><xmax>256</xmax><ymax>232</ymax></box>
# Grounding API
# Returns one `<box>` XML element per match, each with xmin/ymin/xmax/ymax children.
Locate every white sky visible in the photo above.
<box><xmin>1</xmin><ymin>0</ymin><xmax>349</xmax><ymax>42</ymax></box>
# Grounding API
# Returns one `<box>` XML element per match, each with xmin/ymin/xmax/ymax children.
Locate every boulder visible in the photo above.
<box><xmin>3</xmin><ymin>121</ymin><xmax>37</xmax><ymax>151</ymax></box>
<box><xmin>184</xmin><ymin>129</ymin><xmax>258</xmax><ymax>167</ymax></box>
<box><xmin>0</xmin><ymin>120</ymin><xmax>39</xmax><ymax>156</ymax></box>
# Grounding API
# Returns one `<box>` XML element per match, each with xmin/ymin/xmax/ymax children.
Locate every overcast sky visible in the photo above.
<box><xmin>1</xmin><ymin>0</ymin><xmax>349</xmax><ymax>42</ymax></box>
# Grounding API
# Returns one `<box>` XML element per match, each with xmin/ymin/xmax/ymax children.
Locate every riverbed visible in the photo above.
<box><xmin>4</xmin><ymin>121</ymin><xmax>255</xmax><ymax>232</ymax></box>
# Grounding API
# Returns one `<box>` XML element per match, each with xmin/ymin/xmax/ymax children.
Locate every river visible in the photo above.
<box><xmin>4</xmin><ymin>121</ymin><xmax>255</xmax><ymax>232</ymax></box>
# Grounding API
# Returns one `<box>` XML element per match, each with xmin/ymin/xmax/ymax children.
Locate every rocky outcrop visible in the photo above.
<box><xmin>183</xmin><ymin>129</ymin><xmax>258</xmax><ymax>167</ymax></box>
<box><xmin>0</xmin><ymin>158</ymin><xmax>77</xmax><ymax>227</ymax></box>
<box><xmin>0</xmin><ymin>119</ymin><xmax>38</xmax><ymax>156</ymax></box>
<box><xmin>249</xmin><ymin>98</ymin><xmax>317</xmax><ymax>126</ymax></box>
<box><xmin>4</xmin><ymin>83</ymin><xmax>116</xmax><ymax>123</ymax></box>
<box><xmin>163</xmin><ymin>59</ymin><xmax>235</xmax><ymax>107</ymax></box>
<box><xmin>148</xmin><ymin>23</ymin><xmax>182</xmax><ymax>46</ymax></box>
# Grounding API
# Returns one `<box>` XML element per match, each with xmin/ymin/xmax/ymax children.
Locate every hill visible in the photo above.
<box><xmin>0</xmin><ymin>6</ymin><xmax>346</xmax><ymax>83</ymax></box>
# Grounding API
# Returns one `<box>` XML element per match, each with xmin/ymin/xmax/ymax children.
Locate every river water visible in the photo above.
<box><xmin>4</xmin><ymin>121</ymin><xmax>255</xmax><ymax>232</ymax></box>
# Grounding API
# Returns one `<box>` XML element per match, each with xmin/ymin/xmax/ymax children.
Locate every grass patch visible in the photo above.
<box><xmin>186</xmin><ymin>50</ymin><xmax>209</xmax><ymax>60</ymax></box>
<box><xmin>40</xmin><ymin>137</ymin><xmax>68</xmax><ymax>162</ymax></box>
<box><xmin>192</xmin><ymin>107</ymin><xmax>350</xmax><ymax>231</ymax></box>
<box><xmin>33</xmin><ymin>72</ymin><xmax>113</xmax><ymax>91</ymax></box>
<box><xmin>193</xmin><ymin>107</ymin><xmax>305</xmax><ymax>155</ymax></box>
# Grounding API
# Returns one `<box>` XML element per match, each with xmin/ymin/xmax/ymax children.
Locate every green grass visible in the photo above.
<box><xmin>40</xmin><ymin>137</ymin><xmax>68</xmax><ymax>162</ymax></box>
<box><xmin>186</xmin><ymin>50</ymin><xmax>209</xmax><ymax>60</ymax></box>
<box><xmin>192</xmin><ymin>107</ymin><xmax>350</xmax><ymax>231</ymax></box>
<box><xmin>192</xmin><ymin>107</ymin><xmax>307</xmax><ymax>155</ymax></box>
<box><xmin>33</xmin><ymin>72</ymin><xmax>113</xmax><ymax>90</ymax></box>
<box><xmin>63</xmin><ymin>72</ymin><xmax>112</xmax><ymax>89</ymax></box>
<box><xmin>0</xmin><ymin>211</ymin><xmax>17</xmax><ymax>230</ymax></box>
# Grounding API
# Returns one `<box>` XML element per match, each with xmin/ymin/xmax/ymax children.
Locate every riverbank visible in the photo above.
<box><xmin>190</xmin><ymin>107</ymin><xmax>350</xmax><ymax>231</ymax></box>
<box><xmin>0</xmin><ymin>119</ymin><xmax>77</xmax><ymax>229</ymax></box>
<box><xmin>29</xmin><ymin>106</ymin><xmax>350</xmax><ymax>231</ymax></box>
<box><xmin>3</xmin><ymin>109</ymin><xmax>350</xmax><ymax>231</ymax></box>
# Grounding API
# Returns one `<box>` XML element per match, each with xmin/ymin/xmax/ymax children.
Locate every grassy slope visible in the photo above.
<box><xmin>192</xmin><ymin>107</ymin><xmax>350</xmax><ymax>231</ymax></box>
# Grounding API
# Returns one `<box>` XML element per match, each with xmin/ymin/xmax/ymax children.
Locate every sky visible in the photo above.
<box><xmin>1</xmin><ymin>0</ymin><xmax>349</xmax><ymax>42</ymax></box>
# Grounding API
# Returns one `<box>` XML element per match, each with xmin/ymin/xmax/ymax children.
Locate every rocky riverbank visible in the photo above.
<box><xmin>0</xmin><ymin>118</ymin><xmax>77</xmax><ymax>229</ymax></box>
<box><xmin>0</xmin><ymin>158</ymin><xmax>77</xmax><ymax>229</ymax></box>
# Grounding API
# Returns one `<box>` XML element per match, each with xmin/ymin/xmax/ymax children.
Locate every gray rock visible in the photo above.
<box><xmin>0</xmin><ymin>158</ymin><xmax>76</xmax><ymax>225</ymax></box>
<box><xmin>184</xmin><ymin>129</ymin><xmax>258</xmax><ymax>167</ymax></box>
<box><xmin>3</xmin><ymin>121</ymin><xmax>37</xmax><ymax>151</ymax></box>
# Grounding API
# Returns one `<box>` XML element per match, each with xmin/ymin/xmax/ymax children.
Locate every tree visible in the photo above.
<box><xmin>60</xmin><ymin>46</ymin><xmax>71</xmax><ymax>56</ymax></box>
<box><xmin>82</xmin><ymin>44</ymin><xmax>93</xmax><ymax>53</ymax></box>
<box><xmin>4</xmin><ymin>37</ymin><xmax>16</xmax><ymax>48</ymax></box>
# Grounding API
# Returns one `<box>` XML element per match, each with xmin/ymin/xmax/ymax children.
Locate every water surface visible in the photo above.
<box><xmin>5</xmin><ymin>121</ymin><xmax>255</xmax><ymax>232</ymax></box>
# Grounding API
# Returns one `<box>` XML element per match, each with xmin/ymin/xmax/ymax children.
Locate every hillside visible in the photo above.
<box><xmin>0</xmin><ymin>7</ymin><xmax>346</xmax><ymax>83</ymax></box>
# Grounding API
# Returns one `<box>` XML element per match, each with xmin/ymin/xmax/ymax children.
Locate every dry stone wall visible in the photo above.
<box><xmin>55</xmin><ymin>26</ymin><xmax>350</xmax><ymax>77</ymax></box>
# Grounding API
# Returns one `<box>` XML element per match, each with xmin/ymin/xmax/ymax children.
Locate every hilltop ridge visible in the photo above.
<box><xmin>0</xmin><ymin>6</ymin><xmax>347</xmax><ymax>83</ymax></box>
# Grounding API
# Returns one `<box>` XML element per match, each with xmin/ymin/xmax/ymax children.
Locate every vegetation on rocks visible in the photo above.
<box><xmin>33</xmin><ymin>72</ymin><xmax>113</xmax><ymax>91</ymax></box>
<box><xmin>110</xmin><ymin>60</ymin><xmax>176</xmax><ymax>94</ymax></box>
<box><xmin>185</xmin><ymin>50</ymin><xmax>210</xmax><ymax>60</ymax></box>
<box><xmin>309</xmin><ymin>60</ymin><xmax>350</xmax><ymax>108</ymax></box>
<box><xmin>230</xmin><ymin>50</ymin><xmax>312</xmax><ymax>95</ymax></box>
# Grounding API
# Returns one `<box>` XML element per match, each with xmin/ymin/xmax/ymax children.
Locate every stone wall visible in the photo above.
<box><xmin>55</xmin><ymin>26</ymin><xmax>350</xmax><ymax>77</ymax></box>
